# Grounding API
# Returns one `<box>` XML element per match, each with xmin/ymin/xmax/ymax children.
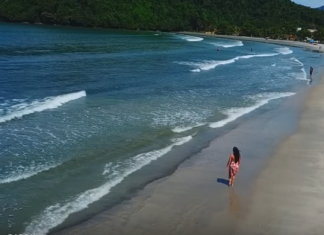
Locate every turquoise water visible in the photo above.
<box><xmin>0</xmin><ymin>23</ymin><xmax>323</xmax><ymax>234</ymax></box>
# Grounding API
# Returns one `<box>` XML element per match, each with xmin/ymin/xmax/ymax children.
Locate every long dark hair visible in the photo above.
<box><xmin>233</xmin><ymin>147</ymin><xmax>240</xmax><ymax>163</ymax></box>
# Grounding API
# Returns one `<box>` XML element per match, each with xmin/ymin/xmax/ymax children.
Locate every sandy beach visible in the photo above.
<box><xmin>235</xmin><ymin>75</ymin><xmax>324</xmax><ymax>235</ymax></box>
<box><xmin>53</xmin><ymin>81</ymin><xmax>322</xmax><ymax>235</ymax></box>
<box><xmin>52</xmin><ymin>39</ymin><xmax>324</xmax><ymax>235</ymax></box>
<box><xmin>183</xmin><ymin>32</ymin><xmax>324</xmax><ymax>53</ymax></box>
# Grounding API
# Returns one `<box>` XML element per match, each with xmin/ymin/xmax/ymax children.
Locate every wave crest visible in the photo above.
<box><xmin>209</xmin><ymin>92</ymin><xmax>295</xmax><ymax>128</ymax></box>
<box><xmin>0</xmin><ymin>91</ymin><xmax>86</xmax><ymax>124</ymax></box>
<box><xmin>210</xmin><ymin>40</ymin><xmax>244</xmax><ymax>48</ymax></box>
<box><xmin>275</xmin><ymin>47</ymin><xmax>293</xmax><ymax>55</ymax></box>
<box><xmin>177</xmin><ymin>35</ymin><xmax>204</xmax><ymax>42</ymax></box>
<box><xmin>24</xmin><ymin>135</ymin><xmax>193</xmax><ymax>235</ymax></box>
<box><xmin>175</xmin><ymin>53</ymin><xmax>279</xmax><ymax>71</ymax></box>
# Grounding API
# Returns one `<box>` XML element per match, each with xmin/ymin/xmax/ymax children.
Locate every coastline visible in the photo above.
<box><xmin>235</xmin><ymin>72</ymin><xmax>324</xmax><ymax>235</ymax></box>
<box><xmin>53</xmin><ymin>86</ymin><xmax>312</xmax><ymax>235</ymax></box>
<box><xmin>48</xmin><ymin>38</ymin><xmax>324</xmax><ymax>235</ymax></box>
<box><xmin>182</xmin><ymin>32</ymin><xmax>324</xmax><ymax>53</ymax></box>
<box><xmin>53</xmin><ymin>78</ymin><xmax>323</xmax><ymax>234</ymax></box>
<box><xmin>3</xmin><ymin>22</ymin><xmax>324</xmax><ymax>235</ymax></box>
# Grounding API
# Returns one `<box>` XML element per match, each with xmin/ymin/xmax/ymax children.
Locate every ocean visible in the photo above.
<box><xmin>0</xmin><ymin>23</ymin><xmax>323</xmax><ymax>234</ymax></box>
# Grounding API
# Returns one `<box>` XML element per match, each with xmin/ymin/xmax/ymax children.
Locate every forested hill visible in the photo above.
<box><xmin>319</xmin><ymin>6</ymin><xmax>324</xmax><ymax>11</ymax></box>
<box><xmin>1</xmin><ymin>0</ymin><xmax>324</xmax><ymax>35</ymax></box>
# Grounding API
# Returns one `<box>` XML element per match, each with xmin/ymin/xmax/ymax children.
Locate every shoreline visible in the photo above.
<box><xmin>54</xmin><ymin>90</ymin><xmax>311</xmax><ymax>235</ymax></box>
<box><xmin>53</xmin><ymin>78</ymin><xmax>320</xmax><ymax>234</ymax></box>
<box><xmin>46</xmin><ymin>34</ymin><xmax>323</xmax><ymax>235</ymax></box>
<box><xmin>182</xmin><ymin>32</ymin><xmax>324</xmax><ymax>53</ymax></box>
<box><xmin>2</xmin><ymin>22</ymin><xmax>324</xmax><ymax>235</ymax></box>
<box><xmin>3</xmin><ymin>21</ymin><xmax>324</xmax><ymax>53</ymax></box>
<box><xmin>235</xmin><ymin>71</ymin><xmax>324</xmax><ymax>234</ymax></box>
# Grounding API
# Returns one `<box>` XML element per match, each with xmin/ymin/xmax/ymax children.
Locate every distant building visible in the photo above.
<box><xmin>308</xmin><ymin>29</ymin><xmax>317</xmax><ymax>33</ymax></box>
<box><xmin>287</xmin><ymin>34</ymin><xmax>296</xmax><ymax>40</ymax></box>
<box><xmin>296</xmin><ymin>28</ymin><xmax>317</xmax><ymax>33</ymax></box>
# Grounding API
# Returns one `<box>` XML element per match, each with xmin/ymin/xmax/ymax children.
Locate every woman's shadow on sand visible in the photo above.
<box><xmin>217</xmin><ymin>178</ymin><xmax>229</xmax><ymax>186</ymax></box>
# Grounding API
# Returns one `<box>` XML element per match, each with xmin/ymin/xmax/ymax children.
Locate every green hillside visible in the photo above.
<box><xmin>1</xmin><ymin>0</ymin><xmax>324</xmax><ymax>38</ymax></box>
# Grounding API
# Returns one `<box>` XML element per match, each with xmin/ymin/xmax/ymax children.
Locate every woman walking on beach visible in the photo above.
<box><xmin>227</xmin><ymin>147</ymin><xmax>241</xmax><ymax>186</ymax></box>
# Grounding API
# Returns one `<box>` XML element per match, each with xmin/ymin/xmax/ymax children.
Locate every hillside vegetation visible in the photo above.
<box><xmin>1</xmin><ymin>0</ymin><xmax>324</xmax><ymax>39</ymax></box>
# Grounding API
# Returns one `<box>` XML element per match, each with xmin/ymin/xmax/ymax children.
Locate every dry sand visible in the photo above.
<box><xmin>236</xmin><ymin>77</ymin><xmax>324</xmax><ymax>235</ymax></box>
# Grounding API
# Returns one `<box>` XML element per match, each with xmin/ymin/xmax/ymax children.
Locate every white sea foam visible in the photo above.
<box><xmin>0</xmin><ymin>91</ymin><xmax>86</xmax><ymax>124</ymax></box>
<box><xmin>172</xmin><ymin>123</ymin><xmax>205</xmax><ymax>133</ymax></box>
<box><xmin>102</xmin><ymin>163</ymin><xmax>120</xmax><ymax>177</ymax></box>
<box><xmin>290</xmin><ymin>57</ymin><xmax>304</xmax><ymax>66</ymax></box>
<box><xmin>190</xmin><ymin>69</ymin><xmax>201</xmax><ymax>73</ymax></box>
<box><xmin>210</xmin><ymin>40</ymin><xmax>244</xmax><ymax>48</ymax></box>
<box><xmin>175</xmin><ymin>53</ymin><xmax>279</xmax><ymax>71</ymax></box>
<box><xmin>238</xmin><ymin>53</ymin><xmax>279</xmax><ymax>59</ymax></box>
<box><xmin>152</xmin><ymin>109</ymin><xmax>210</xmax><ymax>128</ymax></box>
<box><xmin>178</xmin><ymin>35</ymin><xmax>204</xmax><ymax>42</ymax></box>
<box><xmin>295</xmin><ymin>68</ymin><xmax>308</xmax><ymax>81</ymax></box>
<box><xmin>209</xmin><ymin>92</ymin><xmax>295</xmax><ymax>128</ymax></box>
<box><xmin>102</xmin><ymin>162</ymin><xmax>113</xmax><ymax>175</ymax></box>
<box><xmin>271</xmin><ymin>63</ymin><xmax>276</xmax><ymax>67</ymax></box>
<box><xmin>176</xmin><ymin>59</ymin><xmax>235</xmax><ymax>71</ymax></box>
<box><xmin>289</xmin><ymin>58</ymin><xmax>308</xmax><ymax>81</ymax></box>
<box><xmin>25</xmin><ymin>136</ymin><xmax>193</xmax><ymax>235</ymax></box>
<box><xmin>0</xmin><ymin>163</ymin><xmax>60</xmax><ymax>185</ymax></box>
<box><xmin>275</xmin><ymin>47</ymin><xmax>293</xmax><ymax>55</ymax></box>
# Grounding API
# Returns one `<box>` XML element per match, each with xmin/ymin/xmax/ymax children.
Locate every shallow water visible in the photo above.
<box><xmin>0</xmin><ymin>23</ymin><xmax>323</xmax><ymax>234</ymax></box>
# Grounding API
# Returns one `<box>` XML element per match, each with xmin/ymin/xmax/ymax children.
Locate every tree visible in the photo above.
<box><xmin>296</xmin><ymin>29</ymin><xmax>312</xmax><ymax>40</ymax></box>
<box><xmin>313</xmin><ymin>28</ymin><xmax>324</xmax><ymax>42</ymax></box>
<box><xmin>1</xmin><ymin>0</ymin><xmax>324</xmax><ymax>37</ymax></box>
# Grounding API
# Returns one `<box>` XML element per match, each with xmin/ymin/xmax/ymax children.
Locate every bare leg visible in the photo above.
<box><xmin>231</xmin><ymin>175</ymin><xmax>236</xmax><ymax>186</ymax></box>
<box><xmin>228</xmin><ymin>168</ymin><xmax>232</xmax><ymax>186</ymax></box>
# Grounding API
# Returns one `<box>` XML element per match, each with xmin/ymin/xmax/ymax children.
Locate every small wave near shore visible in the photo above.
<box><xmin>172</xmin><ymin>92</ymin><xmax>295</xmax><ymax>133</ymax></box>
<box><xmin>176</xmin><ymin>53</ymin><xmax>280</xmax><ymax>72</ymax></box>
<box><xmin>24</xmin><ymin>135</ymin><xmax>193</xmax><ymax>235</ymax></box>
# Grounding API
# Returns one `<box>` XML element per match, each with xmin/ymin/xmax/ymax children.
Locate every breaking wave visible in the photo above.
<box><xmin>25</xmin><ymin>136</ymin><xmax>193</xmax><ymax>235</ymax></box>
<box><xmin>0</xmin><ymin>91</ymin><xmax>86</xmax><ymax>124</ymax></box>
<box><xmin>209</xmin><ymin>92</ymin><xmax>296</xmax><ymax>128</ymax></box>
<box><xmin>210</xmin><ymin>40</ymin><xmax>244</xmax><ymax>48</ymax></box>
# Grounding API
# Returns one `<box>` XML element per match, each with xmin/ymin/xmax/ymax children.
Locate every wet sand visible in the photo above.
<box><xmin>54</xmin><ymin>73</ymin><xmax>323</xmax><ymax>234</ymax></box>
<box><xmin>183</xmin><ymin>32</ymin><xmax>324</xmax><ymax>53</ymax></box>
<box><xmin>51</xmin><ymin>34</ymin><xmax>324</xmax><ymax>234</ymax></box>
<box><xmin>235</xmin><ymin>75</ymin><xmax>324</xmax><ymax>235</ymax></box>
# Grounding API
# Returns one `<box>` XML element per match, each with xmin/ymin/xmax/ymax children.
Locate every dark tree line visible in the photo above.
<box><xmin>1</xmin><ymin>0</ymin><xmax>324</xmax><ymax>40</ymax></box>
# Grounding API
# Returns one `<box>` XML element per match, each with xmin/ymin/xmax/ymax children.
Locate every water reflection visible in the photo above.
<box><xmin>229</xmin><ymin>187</ymin><xmax>241</xmax><ymax>218</ymax></box>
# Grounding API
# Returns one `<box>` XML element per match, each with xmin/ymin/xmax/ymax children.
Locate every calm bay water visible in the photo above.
<box><xmin>0</xmin><ymin>23</ymin><xmax>323</xmax><ymax>234</ymax></box>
